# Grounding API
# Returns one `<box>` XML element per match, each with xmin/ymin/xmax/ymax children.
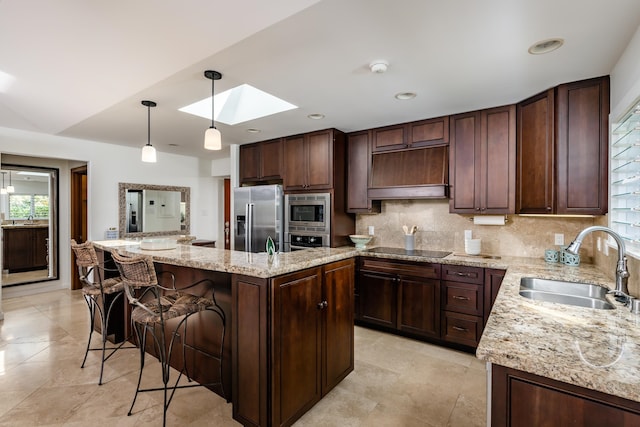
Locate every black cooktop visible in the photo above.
<box><xmin>364</xmin><ymin>247</ymin><xmax>451</xmax><ymax>258</ymax></box>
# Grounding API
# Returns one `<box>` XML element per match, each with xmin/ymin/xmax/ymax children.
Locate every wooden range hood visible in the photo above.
<box><xmin>368</xmin><ymin>145</ymin><xmax>449</xmax><ymax>200</ymax></box>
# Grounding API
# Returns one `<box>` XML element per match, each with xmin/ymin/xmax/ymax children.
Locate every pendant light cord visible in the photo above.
<box><xmin>211</xmin><ymin>76</ymin><xmax>215</xmax><ymax>129</ymax></box>
<box><xmin>147</xmin><ymin>103</ymin><xmax>151</xmax><ymax>146</ymax></box>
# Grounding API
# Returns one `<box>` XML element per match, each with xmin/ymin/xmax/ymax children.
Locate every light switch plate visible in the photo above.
<box><xmin>464</xmin><ymin>230</ymin><xmax>473</xmax><ymax>240</ymax></box>
<box><xmin>554</xmin><ymin>233</ymin><xmax>564</xmax><ymax>245</ymax></box>
<box><xmin>368</xmin><ymin>226</ymin><xmax>375</xmax><ymax>236</ymax></box>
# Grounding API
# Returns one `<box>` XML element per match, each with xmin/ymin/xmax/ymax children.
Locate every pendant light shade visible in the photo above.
<box><xmin>204</xmin><ymin>70</ymin><xmax>222</xmax><ymax>150</ymax></box>
<box><xmin>6</xmin><ymin>171</ymin><xmax>14</xmax><ymax>193</ymax></box>
<box><xmin>141</xmin><ymin>100</ymin><xmax>157</xmax><ymax>163</ymax></box>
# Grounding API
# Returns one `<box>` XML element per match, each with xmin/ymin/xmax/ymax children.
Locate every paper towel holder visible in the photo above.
<box><xmin>468</xmin><ymin>215</ymin><xmax>509</xmax><ymax>225</ymax></box>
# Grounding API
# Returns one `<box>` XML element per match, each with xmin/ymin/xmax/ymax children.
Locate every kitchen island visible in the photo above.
<box><xmin>93</xmin><ymin>241</ymin><xmax>358</xmax><ymax>427</ymax></box>
<box><xmin>93</xmin><ymin>240</ymin><xmax>640</xmax><ymax>426</ymax></box>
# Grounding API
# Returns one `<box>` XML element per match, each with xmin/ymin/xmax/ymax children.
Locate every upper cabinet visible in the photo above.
<box><xmin>347</xmin><ymin>131</ymin><xmax>380</xmax><ymax>213</ymax></box>
<box><xmin>372</xmin><ymin>116</ymin><xmax>449</xmax><ymax>153</ymax></box>
<box><xmin>516</xmin><ymin>76</ymin><xmax>609</xmax><ymax>215</ymax></box>
<box><xmin>239</xmin><ymin>138</ymin><xmax>283</xmax><ymax>184</ymax></box>
<box><xmin>283</xmin><ymin>128</ymin><xmax>345</xmax><ymax>192</ymax></box>
<box><xmin>449</xmin><ymin>105</ymin><xmax>516</xmax><ymax>214</ymax></box>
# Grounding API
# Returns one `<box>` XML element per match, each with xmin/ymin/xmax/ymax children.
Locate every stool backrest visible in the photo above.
<box><xmin>71</xmin><ymin>239</ymin><xmax>98</xmax><ymax>268</ymax></box>
<box><xmin>111</xmin><ymin>252</ymin><xmax>158</xmax><ymax>289</ymax></box>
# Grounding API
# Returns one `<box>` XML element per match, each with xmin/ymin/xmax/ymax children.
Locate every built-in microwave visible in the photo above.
<box><xmin>285</xmin><ymin>193</ymin><xmax>331</xmax><ymax>233</ymax></box>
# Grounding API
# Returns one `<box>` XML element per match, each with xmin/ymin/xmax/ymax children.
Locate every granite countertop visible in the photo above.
<box><xmin>93</xmin><ymin>240</ymin><xmax>359</xmax><ymax>278</ymax></box>
<box><xmin>93</xmin><ymin>240</ymin><xmax>640</xmax><ymax>403</ymax></box>
<box><xmin>476</xmin><ymin>261</ymin><xmax>640</xmax><ymax>404</ymax></box>
<box><xmin>2</xmin><ymin>223</ymin><xmax>49</xmax><ymax>228</ymax></box>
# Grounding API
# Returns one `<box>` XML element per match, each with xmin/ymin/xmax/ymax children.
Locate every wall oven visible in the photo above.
<box><xmin>284</xmin><ymin>193</ymin><xmax>331</xmax><ymax>251</ymax></box>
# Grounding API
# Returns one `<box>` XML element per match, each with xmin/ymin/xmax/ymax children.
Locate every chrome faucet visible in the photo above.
<box><xmin>566</xmin><ymin>226</ymin><xmax>630</xmax><ymax>302</ymax></box>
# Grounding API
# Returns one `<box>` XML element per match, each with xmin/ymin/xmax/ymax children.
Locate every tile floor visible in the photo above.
<box><xmin>0</xmin><ymin>289</ymin><xmax>487</xmax><ymax>426</ymax></box>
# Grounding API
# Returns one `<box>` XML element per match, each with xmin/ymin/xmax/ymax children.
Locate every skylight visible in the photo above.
<box><xmin>0</xmin><ymin>69</ymin><xmax>15</xmax><ymax>93</ymax></box>
<box><xmin>179</xmin><ymin>84</ymin><xmax>297</xmax><ymax>125</ymax></box>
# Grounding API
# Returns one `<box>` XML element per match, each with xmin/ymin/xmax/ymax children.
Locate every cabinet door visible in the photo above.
<box><xmin>516</xmin><ymin>89</ymin><xmax>555</xmax><ymax>214</ymax></box>
<box><xmin>358</xmin><ymin>271</ymin><xmax>397</xmax><ymax>328</ymax></box>
<box><xmin>283</xmin><ymin>135</ymin><xmax>307</xmax><ymax>190</ymax></box>
<box><xmin>556</xmin><ymin>76</ymin><xmax>609</xmax><ymax>215</ymax></box>
<box><xmin>347</xmin><ymin>131</ymin><xmax>375</xmax><ymax>213</ymax></box>
<box><xmin>397</xmin><ymin>276</ymin><xmax>440</xmax><ymax>338</ymax></box>
<box><xmin>484</xmin><ymin>268</ymin><xmax>505</xmax><ymax>326</ymax></box>
<box><xmin>322</xmin><ymin>259</ymin><xmax>354</xmax><ymax>393</ymax></box>
<box><xmin>260</xmin><ymin>139</ymin><xmax>283</xmax><ymax>181</ymax></box>
<box><xmin>306</xmin><ymin>130</ymin><xmax>333</xmax><ymax>190</ymax></box>
<box><xmin>492</xmin><ymin>365</ymin><xmax>640</xmax><ymax>427</ymax></box>
<box><xmin>449</xmin><ymin>111</ymin><xmax>481</xmax><ymax>213</ymax></box>
<box><xmin>272</xmin><ymin>268</ymin><xmax>323</xmax><ymax>426</ymax></box>
<box><xmin>33</xmin><ymin>228</ymin><xmax>49</xmax><ymax>269</ymax></box>
<box><xmin>409</xmin><ymin>116</ymin><xmax>449</xmax><ymax>148</ymax></box>
<box><xmin>481</xmin><ymin>105</ymin><xmax>515</xmax><ymax>213</ymax></box>
<box><xmin>239</xmin><ymin>143</ymin><xmax>261</xmax><ymax>182</ymax></box>
<box><xmin>4</xmin><ymin>228</ymin><xmax>34</xmax><ymax>271</ymax></box>
<box><xmin>372</xmin><ymin>124</ymin><xmax>406</xmax><ymax>152</ymax></box>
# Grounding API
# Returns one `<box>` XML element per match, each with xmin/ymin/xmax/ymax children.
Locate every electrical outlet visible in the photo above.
<box><xmin>368</xmin><ymin>225</ymin><xmax>375</xmax><ymax>236</ymax></box>
<box><xmin>604</xmin><ymin>242</ymin><xmax>609</xmax><ymax>256</ymax></box>
<box><xmin>554</xmin><ymin>233</ymin><xmax>564</xmax><ymax>246</ymax></box>
<box><xmin>464</xmin><ymin>229</ymin><xmax>473</xmax><ymax>240</ymax></box>
<box><xmin>597</xmin><ymin>237</ymin><xmax>601</xmax><ymax>252</ymax></box>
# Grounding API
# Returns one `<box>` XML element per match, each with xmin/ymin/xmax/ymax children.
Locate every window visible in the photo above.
<box><xmin>8</xmin><ymin>193</ymin><xmax>49</xmax><ymax>219</ymax></box>
<box><xmin>610</xmin><ymin>100</ymin><xmax>640</xmax><ymax>255</ymax></box>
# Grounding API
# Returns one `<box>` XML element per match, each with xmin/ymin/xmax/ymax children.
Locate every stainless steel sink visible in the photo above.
<box><xmin>519</xmin><ymin>277</ymin><xmax>615</xmax><ymax>310</ymax></box>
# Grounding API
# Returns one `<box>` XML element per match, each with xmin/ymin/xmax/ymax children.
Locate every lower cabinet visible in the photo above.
<box><xmin>233</xmin><ymin>258</ymin><xmax>354</xmax><ymax>427</ymax></box>
<box><xmin>357</xmin><ymin>257</ymin><xmax>504</xmax><ymax>350</ymax></box>
<box><xmin>491</xmin><ymin>364</ymin><xmax>640</xmax><ymax>426</ymax></box>
<box><xmin>2</xmin><ymin>227</ymin><xmax>48</xmax><ymax>272</ymax></box>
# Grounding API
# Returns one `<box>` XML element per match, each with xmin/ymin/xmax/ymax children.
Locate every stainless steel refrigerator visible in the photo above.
<box><xmin>233</xmin><ymin>184</ymin><xmax>283</xmax><ymax>253</ymax></box>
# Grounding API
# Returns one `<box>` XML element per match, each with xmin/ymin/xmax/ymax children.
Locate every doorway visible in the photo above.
<box><xmin>1</xmin><ymin>164</ymin><xmax>59</xmax><ymax>287</ymax></box>
<box><xmin>70</xmin><ymin>165</ymin><xmax>87</xmax><ymax>290</ymax></box>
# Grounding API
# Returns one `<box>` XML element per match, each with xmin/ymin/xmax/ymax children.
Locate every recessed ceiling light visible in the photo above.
<box><xmin>395</xmin><ymin>92</ymin><xmax>417</xmax><ymax>100</ymax></box>
<box><xmin>308</xmin><ymin>113</ymin><xmax>325</xmax><ymax>120</ymax></box>
<box><xmin>369</xmin><ymin>60</ymin><xmax>389</xmax><ymax>73</ymax></box>
<box><xmin>528</xmin><ymin>38</ymin><xmax>564</xmax><ymax>55</ymax></box>
<box><xmin>247</xmin><ymin>128</ymin><xmax>261</xmax><ymax>133</ymax></box>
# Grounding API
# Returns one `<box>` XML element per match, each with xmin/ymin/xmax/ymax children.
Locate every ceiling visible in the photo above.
<box><xmin>1</xmin><ymin>0</ymin><xmax>640</xmax><ymax>160</ymax></box>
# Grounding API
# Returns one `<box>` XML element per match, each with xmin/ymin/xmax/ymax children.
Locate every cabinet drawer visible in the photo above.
<box><xmin>442</xmin><ymin>281</ymin><xmax>483</xmax><ymax>316</ymax></box>
<box><xmin>441</xmin><ymin>265</ymin><xmax>484</xmax><ymax>284</ymax></box>
<box><xmin>360</xmin><ymin>257</ymin><xmax>440</xmax><ymax>279</ymax></box>
<box><xmin>441</xmin><ymin>311</ymin><xmax>483</xmax><ymax>347</ymax></box>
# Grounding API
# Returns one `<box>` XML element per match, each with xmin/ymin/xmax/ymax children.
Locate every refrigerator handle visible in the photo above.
<box><xmin>246</xmin><ymin>203</ymin><xmax>254</xmax><ymax>252</ymax></box>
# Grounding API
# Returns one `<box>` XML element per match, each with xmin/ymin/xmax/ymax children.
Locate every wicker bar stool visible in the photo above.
<box><xmin>111</xmin><ymin>251</ymin><xmax>226</xmax><ymax>426</ymax></box>
<box><xmin>71</xmin><ymin>239</ymin><xmax>136</xmax><ymax>385</ymax></box>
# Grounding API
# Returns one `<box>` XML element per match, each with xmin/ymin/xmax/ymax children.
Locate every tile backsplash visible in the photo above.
<box><xmin>355</xmin><ymin>199</ymin><xmax>597</xmax><ymax>261</ymax></box>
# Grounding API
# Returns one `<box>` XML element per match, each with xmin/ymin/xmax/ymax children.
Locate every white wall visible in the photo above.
<box><xmin>611</xmin><ymin>25</ymin><xmax>640</xmax><ymax>119</ymax></box>
<box><xmin>0</xmin><ymin>126</ymin><xmax>220</xmax><ymax>297</ymax></box>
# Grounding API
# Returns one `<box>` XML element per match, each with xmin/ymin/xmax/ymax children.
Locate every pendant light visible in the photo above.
<box><xmin>204</xmin><ymin>70</ymin><xmax>222</xmax><ymax>150</ymax></box>
<box><xmin>6</xmin><ymin>171</ymin><xmax>14</xmax><ymax>193</ymax></box>
<box><xmin>141</xmin><ymin>100</ymin><xmax>157</xmax><ymax>163</ymax></box>
<box><xmin>1</xmin><ymin>172</ymin><xmax>6</xmax><ymax>195</ymax></box>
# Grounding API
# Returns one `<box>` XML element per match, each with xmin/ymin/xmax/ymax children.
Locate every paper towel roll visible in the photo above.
<box><xmin>473</xmin><ymin>215</ymin><xmax>506</xmax><ymax>225</ymax></box>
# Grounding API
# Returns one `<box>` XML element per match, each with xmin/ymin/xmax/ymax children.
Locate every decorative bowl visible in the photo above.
<box><xmin>349</xmin><ymin>235</ymin><xmax>373</xmax><ymax>249</ymax></box>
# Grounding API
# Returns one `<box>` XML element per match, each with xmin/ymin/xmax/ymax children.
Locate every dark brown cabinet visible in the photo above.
<box><xmin>346</xmin><ymin>130</ymin><xmax>380</xmax><ymax>213</ymax></box>
<box><xmin>449</xmin><ymin>105</ymin><xmax>516</xmax><ymax>214</ymax></box>
<box><xmin>357</xmin><ymin>258</ymin><xmax>441</xmax><ymax>339</ymax></box>
<box><xmin>233</xmin><ymin>259</ymin><xmax>355</xmax><ymax>427</ymax></box>
<box><xmin>441</xmin><ymin>264</ymin><xmax>485</xmax><ymax>347</ymax></box>
<box><xmin>3</xmin><ymin>226</ymin><xmax>48</xmax><ymax>273</ymax></box>
<box><xmin>283</xmin><ymin>129</ymin><xmax>345</xmax><ymax>191</ymax></box>
<box><xmin>372</xmin><ymin>116</ymin><xmax>449</xmax><ymax>153</ymax></box>
<box><xmin>516</xmin><ymin>89</ymin><xmax>555</xmax><ymax>213</ymax></box>
<box><xmin>491</xmin><ymin>365</ymin><xmax>640</xmax><ymax>427</ymax></box>
<box><xmin>239</xmin><ymin>138</ymin><xmax>283</xmax><ymax>184</ymax></box>
<box><xmin>356</xmin><ymin>259</ymin><xmax>505</xmax><ymax>351</ymax></box>
<box><xmin>516</xmin><ymin>76</ymin><xmax>609</xmax><ymax>215</ymax></box>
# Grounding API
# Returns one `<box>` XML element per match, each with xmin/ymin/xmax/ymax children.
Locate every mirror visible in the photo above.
<box><xmin>1</xmin><ymin>164</ymin><xmax>59</xmax><ymax>286</ymax></box>
<box><xmin>118</xmin><ymin>183</ymin><xmax>190</xmax><ymax>238</ymax></box>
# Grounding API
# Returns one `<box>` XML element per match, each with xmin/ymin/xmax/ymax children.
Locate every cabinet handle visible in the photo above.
<box><xmin>454</xmin><ymin>272</ymin><xmax>472</xmax><ymax>277</ymax></box>
<box><xmin>452</xmin><ymin>326</ymin><xmax>468</xmax><ymax>332</ymax></box>
<box><xmin>452</xmin><ymin>295</ymin><xmax>470</xmax><ymax>301</ymax></box>
<box><xmin>316</xmin><ymin>301</ymin><xmax>328</xmax><ymax>310</ymax></box>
